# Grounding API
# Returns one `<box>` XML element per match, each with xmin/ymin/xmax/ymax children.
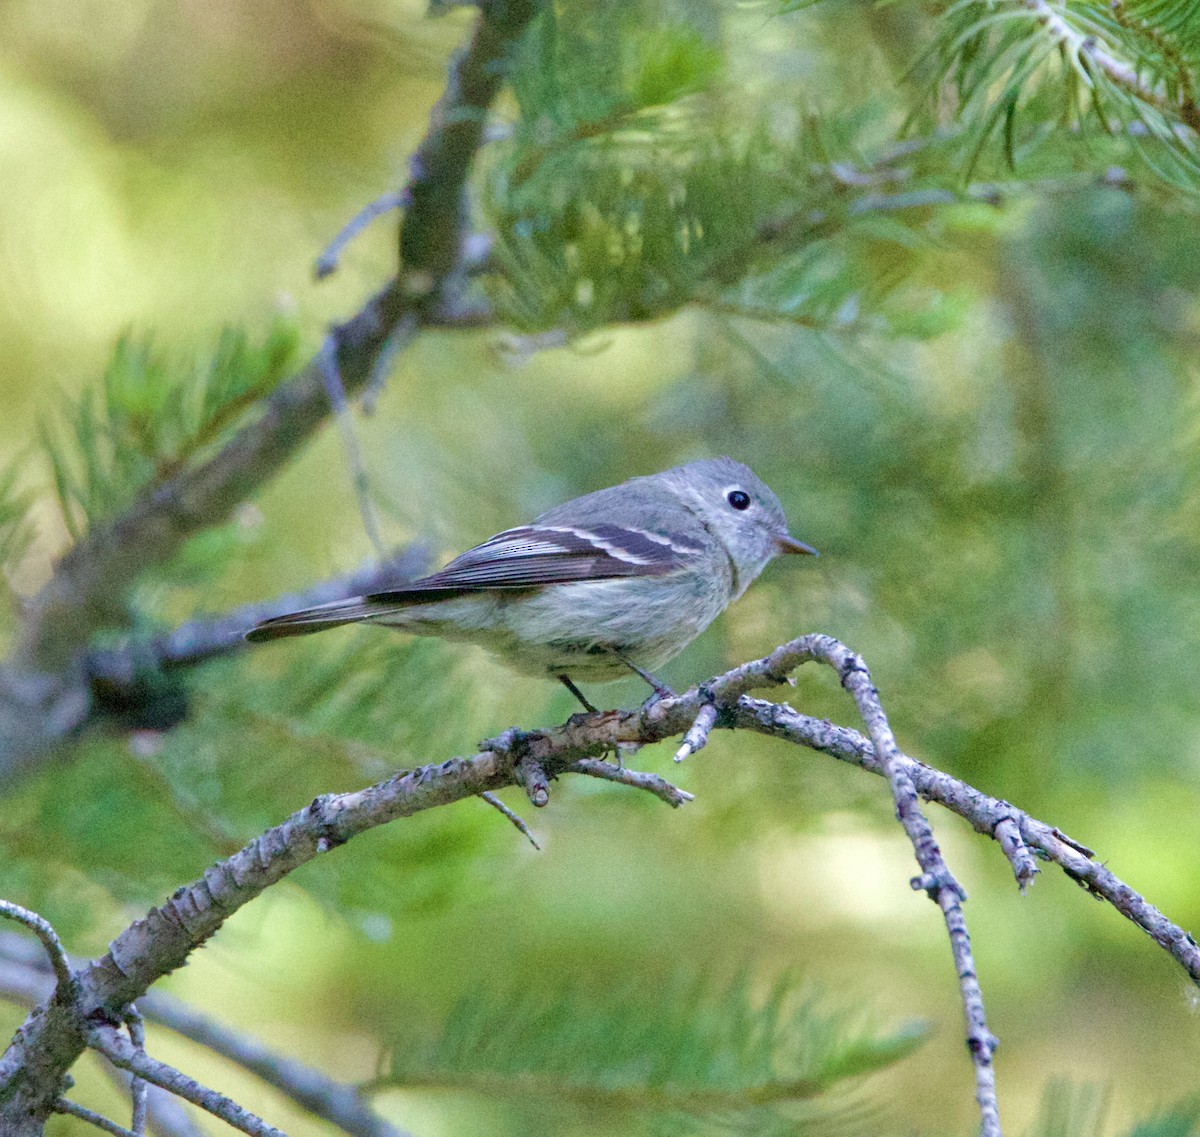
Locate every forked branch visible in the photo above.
<box><xmin>0</xmin><ymin>635</ymin><xmax>1195</xmax><ymax>1136</ymax></box>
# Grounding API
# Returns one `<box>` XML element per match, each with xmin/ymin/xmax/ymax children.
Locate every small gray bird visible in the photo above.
<box><xmin>246</xmin><ymin>457</ymin><xmax>816</xmax><ymax>706</ymax></box>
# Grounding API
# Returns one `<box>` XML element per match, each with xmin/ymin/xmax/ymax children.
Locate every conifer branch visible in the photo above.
<box><xmin>1020</xmin><ymin>0</ymin><xmax>1200</xmax><ymax>131</ymax></box>
<box><xmin>0</xmin><ymin>934</ymin><xmax>403</xmax><ymax>1137</ymax></box>
<box><xmin>84</xmin><ymin>542</ymin><xmax>430</xmax><ymax>709</ymax></box>
<box><xmin>920</xmin><ymin>0</ymin><xmax>1200</xmax><ymax>180</ymax></box>
<box><xmin>1</xmin><ymin>636</ymin><xmax>1195</xmax><ymax>1134</ymax></box>
<box><xmin>0</xmin><ymin>0</ymin><xmax>535</xmax><ymax>788</ymax></box>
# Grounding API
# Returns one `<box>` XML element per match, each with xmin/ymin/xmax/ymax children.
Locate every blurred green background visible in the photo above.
<box><xmin>1</xmin><ymin>1</ymin><xmax>1199</xmax><ymax>1134</ymax></box>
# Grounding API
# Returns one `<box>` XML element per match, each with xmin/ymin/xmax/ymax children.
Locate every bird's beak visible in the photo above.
<box><xmin>777</xmin><ymin>533</ymin><xmax>819</xmax><ymax>557</ymax></box>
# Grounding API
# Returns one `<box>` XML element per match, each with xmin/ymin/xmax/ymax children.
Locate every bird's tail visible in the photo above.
<box><xmin>245</xmin><ymin>598</ymin><xmax>384</xmax><ymax>643</ymax></box>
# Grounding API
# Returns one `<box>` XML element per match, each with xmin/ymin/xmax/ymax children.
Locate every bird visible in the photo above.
<box><xmin>246</xmin><ymin>457</ymin><xmax>816</xmax><ymax>708</ymax></box>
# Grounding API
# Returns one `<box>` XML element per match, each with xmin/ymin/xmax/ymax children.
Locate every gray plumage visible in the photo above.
<box><xmin>246</xmin><ymin>457</ymin><xmax>815</xmax><ymax>683</ymax></box>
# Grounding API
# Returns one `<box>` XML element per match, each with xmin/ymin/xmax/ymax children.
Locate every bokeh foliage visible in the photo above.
<box><xmin>1</xmin><ymin>1</ymin><xmax>1200</xmax><ymax>1134</ymax></box>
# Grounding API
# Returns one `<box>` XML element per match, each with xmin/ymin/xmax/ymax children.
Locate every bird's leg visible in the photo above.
<box><xmin>559</xmin><ymin>674</ymin><xmax>635</xmax><ymax>768</ymax></box>
<box><xmin>612</xmin><ymin>653</ymin><xmax>675</xmax><ymax>701</ymax></box>
<box><xmin>558</xmin><ymin>675</ymin><xmax>597</xmax><ymax>714</ymax></box>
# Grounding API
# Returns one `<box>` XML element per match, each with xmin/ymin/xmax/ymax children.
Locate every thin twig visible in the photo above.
<box><xmin>480</xmin><ymin>792</ymin><xmax>541</xmax><ymax>849</ymax></box>
<box><xmin>89</xmin><ymin>1026</ymin><xmax>286</xmax><ymax>1137</ymax></box>
<box><xmin>54</xmin><ymin>1098</ymin><xmax>139</xmax><ymax>1137</ymax></box>
<box><xmin>993</xmin><ymin>815</ymin><xmax>1039</xmax><ymax>892</ymax></box>
<box><xmin>515</xmin><ymin>755</ymin><xmax>551</xmax><ymax>807</ymax></box>
<box><xmin>674</xmin><ymin>701</ymin><xmax>718</xmax><ymax>763</ymax></box>
<box><xmin>361</xmin><ymin>313</ymin><xmax>420</xmax><ymax>415</ymax></box>
<box><xmin>97</xmin><ymin>1061</ymin><xmax>209</xmax><ymax>1137</ymax></box>
<box><xmin>318</xmin><ymin>338</ymin><xmax>387</xmax><ymax>560</ymax></box>
<box><xmin>0</xmin><ymin>900</ymin><xmax>72</xmax><ymax>991</ymax></box>
<box><xmin>316</xmin><ymin>190</ymin><xmax>407</xmax><ymax>279</ymax></box>
<box><xmin>725</xmin><ymin>688</ymin><xmax>1200</xmax><ymax>987</ymax></box>
<box><xmin>126</xmin><ymin>1007</ymin><xmax>148</xmax><ymax>1136</ymax></box>
<box><xmin>568</xmin><ymin>758</ymin><xmax>694</xmax><ymax>807</ymax></box>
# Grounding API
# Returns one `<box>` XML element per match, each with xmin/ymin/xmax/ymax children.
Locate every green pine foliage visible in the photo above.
<box><xmin>1127</xmin><ymin>1101</ymin><xmax>1200</xmax><ymax>1137</ymax></box>
<box><xmin>0</xmin><ymin>463</ymin><xmax>34</xmax><ymax>581</ymax></box>
<box><xmin>384</xmin><ymin>972</ymin><xmax>926</xmax><ymax>1133</ymax></box>
<box><xmin>7</xmin><ymin>4</ymin><xmax>1200</xmax><ymax>1132</ymax></box>
<box><xmin>1031</xmin><ymin>1083</ymin><xmax>1113</xmax><ymax>1137</ymax></box>
<box><xmin>1027</xmin><ymin>1082</ymin><xmax>1200</xmax><ymax>1137</ymax></box>
<box><xmin>782</xmin><ymin>0</ymin><xmax>1200</xmax><ymax>188</ymax></box>
<box><xmin>913</xmin><ymin>0</ymin><xmax>1200</xmax><ymax>187</ymax></box>
<box><xmin>0</xmin><ymin>632</ymin><xmax>512</xmax><ymax>923</ymax></box>
<box><xmin>483</xmin><ymin>0</ymin><xmax>1200</xmax><ymax>347</ymax></box>
<box><xmin>41</xmin><ymin>322</ymin><xmax>297</xmax><ymax>540</ymax></box>
<box><xmin>485</xmin><ymin>6</ymin><xmax>951</xmax><ymax>337</ymax></box>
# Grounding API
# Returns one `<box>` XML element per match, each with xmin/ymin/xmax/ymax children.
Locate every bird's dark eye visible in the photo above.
<box><xmin>727</xmin><ymin>489</ymin><xmax>751</xmax><ymax>511</ymax></box>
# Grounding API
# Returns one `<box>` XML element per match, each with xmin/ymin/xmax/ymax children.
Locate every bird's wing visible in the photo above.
<box><xmin>245</xmin><ymin>524</ymin><xmax>706</xmax><ymax>642</ymax></box>
<box><xmin>367</xmin><ymin>523</ymin><xmax>705</xmax><ymax>600</ymax></box>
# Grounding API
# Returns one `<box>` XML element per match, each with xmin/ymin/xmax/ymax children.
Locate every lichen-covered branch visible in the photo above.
<box><xmin>1</xmin><ymin>635</ymin><xmax>1195</xmax><ymax>1135</ymax></box>
<box><xmin>794</xmin><ymin>638</ymin><xmax>1000</xmax><ymax>1136</ymax></box>
<box><xmin>90</xmin><ymin>1025</ymin><xmax>284</xmax><ymax>1137</ymax></box>
<box><xmin>0</xmin><ymin>933</ymin><xmax>403</xmax><ymax>1137</ymax></box>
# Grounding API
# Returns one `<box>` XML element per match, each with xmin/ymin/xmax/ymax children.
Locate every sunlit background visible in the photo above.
<box><xmin>2</xmin><ymin>1</ymin><xmax>1199</xmax><ymax>1134</ymax></box>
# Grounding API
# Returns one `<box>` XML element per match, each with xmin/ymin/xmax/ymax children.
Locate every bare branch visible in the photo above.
<box><xmin>53</xmin><ymin>1097</ymin><xmax>140</xmax><ymax>1137</ymax></box>
<box><xmin>719</xmin><ymin>681</ymin><xmax>1200</xmax><ymax>987</ymax></box>
<box><xmin>97</xmin><ymin>1062</ymin><xmax>209</xmax><ymax>1137</ymax></box>
<box><xmin>0</xmin><ymin>0</ymin><xmax>537</xmax><ymax>787</ymax></box>
<box><xmin>481</xmin><ymin>792</ymin><xmax>542</xmax><ymax>849</ymax></box>
<box><xmin>133</xmin><ymin>992</ymin><xmax>410</xmax><ymax>1137</ymax></box>
<box><xmin>317</xmin><ymin>337</ymin><xmax>388</xmax><ymax>560</ymax></box>
<box><xmin>569</xmin><ymin>758</ymin><xmax>695</xmax><ymax>807</ymax></box>
<box><xmin>89</xmin><ymin>1025</ymin><xmax>285</xmax><ymax>1137</ymax></box>
<box><xmin>993</xmin><ymin>815</ymin><xmax>1039</xmax><ymax>893</ymax></box>
<box><xmin>797</xmin><ymin>637</ymin><xmax>1000</xmax><ymax>1137</ymax></box>
<box><xmin>0</xmin><ymin>901</ymin><xmax>72</xmax><ymax>991</ymax></box>
<box><xmin>2</xmin><ymin>635</ymin><xmax>1197</xmax><ymax>1134</ymax></box>
<box><xmin>126</xmin><ymin>1008</ymin><xmax>148</xmax><ymax>1137</ymax></box>
<box><xmin>673</xmin><ymin>701</ymin><xmax>718</xmax><ymax>763</ymax></box>
<box><xmin>316</xmin><ymin>190</ymin><xmax>407</xmax><ymax>280</ymax></box>
<box><xmin>0</xmin><ymin>938</ymin><xmax>402</xmax><ymax>1137</ymax></box>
